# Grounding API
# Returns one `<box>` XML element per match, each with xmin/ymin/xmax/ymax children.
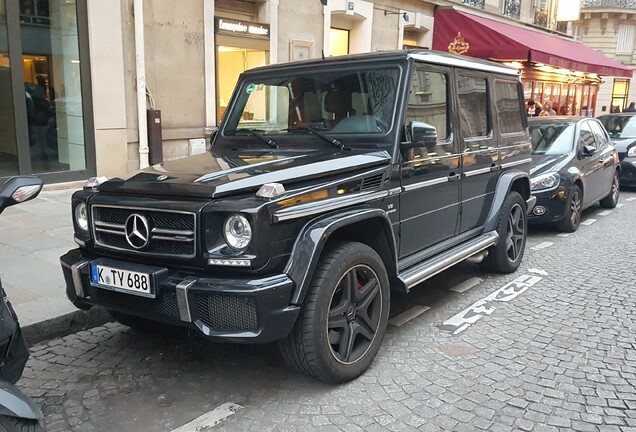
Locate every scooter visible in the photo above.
<box><xmin>0</xmin><ymin>176</ymin><xmax>45</xmax><ymax>431</ymax></box>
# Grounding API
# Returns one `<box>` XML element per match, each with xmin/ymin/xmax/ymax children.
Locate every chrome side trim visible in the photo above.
<box><xmin>273</xmin><ymin>190</ymin><xmax>388</xmax><ymax>222</ymax></box>
<box><xmin>399</xmin><ymin>232</ymin><xmax>498</xmax><ymax>289</ymax></box>
<box><xmin>463</xmin><ymin>167</ymin><xmax>492</xmax><ymax>177</ymax></box>
<box><xmin>500</xmin><ymin>158</ymin><xmax>532</xmax><ymax>169</ymax></box>
<box><xmin>175</xmin><ymin>278</ymin><xmax>196</xmax><ymax>323</ymax></box>
<box><xmin>71</xmin><ymin>260</ymin><xmax>90</xmax><ymax>298</ymax></box>
<box><xmin>402</xmin><ymin>177</ymin><xmax>448</xmax><ymax>192</ymax></box>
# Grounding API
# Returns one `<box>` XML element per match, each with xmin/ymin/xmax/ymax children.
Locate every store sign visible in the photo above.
<box><xmin>215</xmin><ymin>18</ymin><xmax>270</xmax><ymax>39</ymax></box>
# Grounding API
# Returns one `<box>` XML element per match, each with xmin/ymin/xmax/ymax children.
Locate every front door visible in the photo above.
<box><xmin>399</xmin><ymin>66</ymin><xmax>460</xmax><ymax>258</ymax></box>
<box><xmin>577</xmin><ymin>121</ymin><xmax>604</xmax><ymax>205</ymax></box>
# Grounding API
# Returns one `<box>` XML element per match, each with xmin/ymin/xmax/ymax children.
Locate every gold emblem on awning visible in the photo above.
<box><xmin>448</xmin><ymin>32</ymin><xmax>469</xmax><ymax>55</ymax></box>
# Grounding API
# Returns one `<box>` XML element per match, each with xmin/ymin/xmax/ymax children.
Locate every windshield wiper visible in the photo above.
<box><xmin>291</xmin><ymin>126</ymin><xmax>345</xmax><ymax>150</ymax></box>
<box><xmin>235</xmin><ymin>128</ymin><xmax>278</xmax><ymax>149</ymax></box>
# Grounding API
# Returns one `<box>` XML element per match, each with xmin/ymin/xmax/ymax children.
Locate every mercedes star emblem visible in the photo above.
<box><xmin>125</xmin><ymin>213</ymin><xmax>150</xmax><ymax>249</ymax></box>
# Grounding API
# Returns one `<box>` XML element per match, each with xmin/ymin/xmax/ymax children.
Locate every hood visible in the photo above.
<box><xmin>97</xmin><ymin>149</ymin><xmax>392</xmax><ymax>198</ymax></box>
<box><xmin>611</xmin><ymin>138</ymin><xmax>636</xmax><ymax>153</ymax></box>
<box><xmin>530</xmin><ymin>153</ymin><xmax>570</xmax><ymax>177</ymax></box>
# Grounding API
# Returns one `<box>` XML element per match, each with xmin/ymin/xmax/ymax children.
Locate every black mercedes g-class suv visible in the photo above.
<box><xmin>61</xmin><ymin>50</ymin><xmax>534</xmax><ymax>383</ymax></box>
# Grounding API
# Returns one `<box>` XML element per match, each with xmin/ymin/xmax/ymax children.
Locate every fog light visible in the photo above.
<box><xmin>533</xmin><ymin>206</ymin><xmax>546</xmax><ymax>216</ymax></box>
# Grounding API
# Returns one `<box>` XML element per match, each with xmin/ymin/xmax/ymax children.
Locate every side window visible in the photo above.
<box><xmin>457</xmin><ymin>75</ymin><xmax>489</xmax><ymax>138</ymax></box>
<box><xmin>404</xmin><ymin>69</ymin><xmax>456</xmax><ymax>158</ymax></box>
<box><xmin>494</xmin><ymin>80</ymin><xmax>524</xmax><ymax>134</ymax></box>
<box><xmin>589</xmin><ymin>121</ymin><xmax>608</xmax><ymax>148</ymax></box>
<box><xmin>578</xmin><ymin>122</ymin><xmax>596</xmax><ymax>152</ymax></box>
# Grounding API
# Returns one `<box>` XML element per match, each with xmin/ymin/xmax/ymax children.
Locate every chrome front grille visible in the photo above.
<box><xmin>91</xmin><ymin>205</ymin><xmax>196</xmax><ymax>257</ymax></box>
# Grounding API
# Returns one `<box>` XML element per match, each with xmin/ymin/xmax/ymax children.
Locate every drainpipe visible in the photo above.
<box><xmin>134</xmin><ymin>0</ymin><xmax>149</xmax><ymax>169</ymax></box>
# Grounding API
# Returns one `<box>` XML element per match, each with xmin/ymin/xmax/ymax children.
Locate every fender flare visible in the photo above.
<box><xmin>285</xmin><ymin>207</ymin><xmax>398</xmax><ymax>305</ymax></box>
<box><xmin>0</xmin><ymin>381</ymin><xmax>42</xmax><ymax>420</ymax></box>
<box><xmin>484</xmin><ymin>170</ymin><xmax>531</xmax><ymax>233</ymax></box>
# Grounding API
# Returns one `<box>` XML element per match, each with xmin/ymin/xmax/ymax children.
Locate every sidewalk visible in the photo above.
<box><xmin>0</xmin><ymin>188</ymin><xmax>109</xmax><ymax>344</ymax></box>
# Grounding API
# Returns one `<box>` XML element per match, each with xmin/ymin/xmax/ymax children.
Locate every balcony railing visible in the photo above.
<box><xmin>582</xmin><ymin>0</ymin><xmax>636</xmax><ymax>8</ymax></box>
<box><xmin>462</xmin><ymin>0</ymin><xmax>485</xmax><ymax>9</ymax></box>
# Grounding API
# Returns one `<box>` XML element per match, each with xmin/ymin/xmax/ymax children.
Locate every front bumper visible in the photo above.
<box><xmin>60</xmin><ymin>249</ymin><xmax>300</xmax><ymax>343</ymax></box>
<box><xmin>527</xmin><ymin>186</ymin><xmax>568</xmax><ymax>224</ymax></box>
<box><xmin>620</xmin><ymin>157</ymin><xmax>636</xmax><ymax>186</ymax></box>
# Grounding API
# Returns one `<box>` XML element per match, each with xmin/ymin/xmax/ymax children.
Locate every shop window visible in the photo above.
<box><xmin>494</xmin><ymin>80</ymin><xmax>523</xmax><ymax>134</ymax></box>
<box><xmin>617</xmin><ymin>25</ymin><xmax>635</xmax><ymax>55</ymax></box>
<box><xmin>611</xmin><ymin>79</ymin><xmax>630</xmax><ymax>112</ymax></box>
<box><xmin>217</xmin><ymin>46</ymin><xmax>268</xmax><ymax>123</ymax></box>
<box><xmin>502</xmin><ymin>0</ymin><xmax>520</xmax><ymax>19</ymax></box>
<box><xmin>330</xmin><ymin>28</ymin><xmax>349</xmax><ymax>56</ymax></box>
<box><xmin>457</xmin><ymin>76</ymin><xmax>488</xmax><ymax>138</ymax></box>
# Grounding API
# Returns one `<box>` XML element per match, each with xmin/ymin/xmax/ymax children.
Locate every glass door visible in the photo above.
<box><xmin>20</xmin><ymin>0</ymin><xmax>86</xmax><ymax>174</ymax></box>
<box><xmin>0</xmin><ymin>0</ymin><xmax>19</xmax><ymax>176</ymax></box>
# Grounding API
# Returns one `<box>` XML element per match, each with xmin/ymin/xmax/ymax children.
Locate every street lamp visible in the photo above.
<box><xmin>384</xmin><ymin>10</ymin><xmax>409</xmax><ymax>23</ymax></box>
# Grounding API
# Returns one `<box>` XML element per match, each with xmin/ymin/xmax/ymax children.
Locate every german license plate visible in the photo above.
<box><xmin>90</xmin><ymin>263</ymin><xmax>154</xmax><ymax>297</ymax></box>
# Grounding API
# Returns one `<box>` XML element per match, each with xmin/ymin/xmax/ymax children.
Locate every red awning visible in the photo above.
<box><xmin>432</xmin><ymin>9</ymin><xmax>633</xmax><ymax>78</ymax></box>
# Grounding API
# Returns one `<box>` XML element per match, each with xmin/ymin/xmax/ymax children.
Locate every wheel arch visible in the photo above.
<box><xmin>484</xmin><ymin>170</ymin><xmax>530</xmax><ymax>233</ymax></box>
<box><xmin>285</xmin><ymin>207</ymin><xmax>401</xmax><ymax>305</ymax></box>
<box><xmin>0</xmin><ymin>381</ymin><xmax>42</xmax><ymax>420</ymax></box>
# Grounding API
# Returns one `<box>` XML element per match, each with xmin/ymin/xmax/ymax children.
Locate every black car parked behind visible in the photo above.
<box><xmin>598</xmin><ymin>113</ymin><xmax>636</xmax><ymax>188</ymax></box>
<box><xmin>528</xmin><ymin>116</ymin><xmax>620</xmax><ymax>232</ymax></box>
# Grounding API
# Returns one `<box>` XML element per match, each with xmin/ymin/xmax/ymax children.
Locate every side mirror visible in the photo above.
<box><xmin>0</xmin><ymin>176</ymin><xmax>43</xmax><ymax>215</ymax></box>
<box><xmin>582</xmin><ymin>145</ymin><xmax>596</xmax><ymax>157</ymax></box>
<box><xmin>409</xmin><ymin>121</ymin><xmax>438</xmax><ymax>150</ymax></box>
<box><xmin>209</xmin><ymin>127</ymin><xmax>219</xmax><ymax>148</ymax></box>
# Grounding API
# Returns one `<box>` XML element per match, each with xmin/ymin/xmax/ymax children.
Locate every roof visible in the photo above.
<box><xmin>245</xmin><ymin>49</ymin><xmax>519</xmax><ymax>76</ymax></box>
<box><xmin>432</xmin><ymin>9</ymin><xmax>633</xmax><ymax>78</ymax></box>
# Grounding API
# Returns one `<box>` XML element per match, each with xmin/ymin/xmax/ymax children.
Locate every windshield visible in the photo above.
<box><xmin>223</xmin><ymin>67</ymin><xmax>400</xmax><ymax>140</ymax></box>
<box><xmin>599</xmin><ymin>115</ymin><xmax>636</xmax><ymax>139</ymax></box>
<box><xmin>529</xmin><ymin>123</ymin><xmax>576</xmax><ymax>155</ymax></box>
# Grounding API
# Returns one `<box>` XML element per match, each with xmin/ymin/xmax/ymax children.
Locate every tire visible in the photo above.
<box><xmin>0</xmin><ymin>416</ymin><xmax>43</xmax><ymax>432</ymax></box>
<box><xmin>279</xmin><ymin>241</ymin><xmax>390</xmax><ymax>383</ymax></box>
<box><xmin>555</xmin><ymin>185</ymin><xmax>582</xmax><ymax>233</ymax></box>
<box><xmin>599</xmin><ymin>170</ymin><xmax>620</xmax><ymax>209</ymax></box>
<box><xmin>481</xmin><ymin>191</ymin><xmax>527</xmax><ymax>274</ymax></box>
<box><xmin>108</xmin><ymin>310</ymin><xmax>176</xmax><ymax>333</ymax></box>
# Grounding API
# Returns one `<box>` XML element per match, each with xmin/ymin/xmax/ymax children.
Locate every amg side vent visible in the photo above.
<box><xmin>360</xmin><ymin>173</ymin><xmax>384</xmax><ymax>191</ymax></box>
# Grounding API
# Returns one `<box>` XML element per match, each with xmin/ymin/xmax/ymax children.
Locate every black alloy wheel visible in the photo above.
<box><xmin>556</xmin><ymin>185</ymin><xmax>582</xmax><ymax>233</ymax></box>
<box><xmin>279</xmin><ymin>241</ymin><xmax>390</xmax><ymax>383</ymax></box>
<box><xmin>327</xmin><ymin>264</ymin><xmax>382</xmax><ymax>364</ymax></box>
<box><xmin>600</xmin><ymin>171</ymin><xmax>620</xmax><ymax>209</ymax></box>
<box><xmin>482</xmin><ymin>191</ymin><xmax>527</xmax><ymax>273</ymax></box>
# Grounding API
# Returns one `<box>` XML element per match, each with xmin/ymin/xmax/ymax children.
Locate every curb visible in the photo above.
<box><xmin>22</xmin><ymin>307</ymin><xmax>113</xmax><ymax>346</ymax></box>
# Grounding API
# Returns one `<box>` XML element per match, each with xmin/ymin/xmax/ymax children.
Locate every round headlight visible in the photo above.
<box><xmin>223</xmin><ymin>214</ymin><xmax>252</xmax><ymax>251</ymax></box>
<box><xmin>74</xmin><ymin>202</ymin><xmax>88</xmax><ymax>231</ymax></box>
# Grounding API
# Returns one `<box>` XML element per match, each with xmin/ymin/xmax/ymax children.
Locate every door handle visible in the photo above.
<box><xmin>448</xmin><ymin>173</ymin><xmax>461</xmax><ymax>182</ymax></box>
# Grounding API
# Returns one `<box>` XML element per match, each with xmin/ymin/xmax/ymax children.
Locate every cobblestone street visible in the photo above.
<box><xmin>19</xmin><ymin>190</ymin><xmax>636</xmax><ymax>432</ymax></box>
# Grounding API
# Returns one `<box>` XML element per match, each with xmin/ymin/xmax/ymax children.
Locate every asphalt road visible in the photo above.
<box><xmin>18</xmin><ymin>190</ymin><xmax>636</xmax><ymax>432</ymax></box>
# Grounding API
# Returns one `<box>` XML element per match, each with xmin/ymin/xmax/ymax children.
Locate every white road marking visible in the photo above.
<box><xmin>626</xmin><ymin>197</ymin><xmax>636</xmax><ymax>202</ymax></box>
<box><xmin>556</xmin><ymin>233</ymin><xmax>570</xmax><ymax>237</ymax></box>
<box><xmin>440</xmin><ymin>274</ymin><xmax>542</xmax><ymax>335</ymax></box>
<box><xmin>389</xmin><ymin>305</ymin><xmax>430</xmax><ymax>327</ymax></box>
<box><xmin>580</xmin><ymin>218</ymin><xmax>597</xmax><ymax>226</ymax></box>
<box><xmin>617</xmin><ymin>203</ymin><xmax>625</xmax><ymax>208</ymax></box>
<box><xmin>531</xmin><ymin>242</ymin><xmax>554</xmax><ymax>250</ymax></box>
<box><xmin>528</xmin><ymin>268</ymin><xmax>548</xmax><ymax>276</ymax></box>
<box><xmin>170</xmin><ymin>402</ymin><xmax>243</xmax><ymax>432</ymax></box>
<box><xmin>598</xmin><ymin>210</ymin><xmax>612</xmax><ymax>216</ymax></box>
<box><xmin>449</xmin><ymin>277</ymin><xmax>483</xmax><ymax>293</ymax></box>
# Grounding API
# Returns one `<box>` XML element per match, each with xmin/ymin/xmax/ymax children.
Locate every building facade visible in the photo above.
<box><xmin>576</xmin><ymin>0</ymin><xmax>636</xmax><ymax>114</ymax></box>
<box><xmin>0</xmin><ymin>0</ymin><xmax>631</xmax><ymax>184</ymax></box>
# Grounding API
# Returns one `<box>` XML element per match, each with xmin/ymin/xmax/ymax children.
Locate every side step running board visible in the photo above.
<box><xmin>398</xmin><ymin>231</ymin><xmax>499</xmax><ymax>291</ymax></box>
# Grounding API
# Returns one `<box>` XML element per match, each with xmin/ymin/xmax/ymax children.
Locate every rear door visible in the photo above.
<box><xmin>399</xmin><ymin>65</ymin><xmax>461</xmax><ymax>258</ymax></box>
<box><xmin>455</xmin><ymin>71</ymin><xmax>498</xmax><ymax>233</ymax></box>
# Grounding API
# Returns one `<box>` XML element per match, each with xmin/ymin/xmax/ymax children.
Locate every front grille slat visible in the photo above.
<box><xmin>92</xmin><ymin>205</ymin><xmax>197</xmax><ymax>258</ymax></box>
